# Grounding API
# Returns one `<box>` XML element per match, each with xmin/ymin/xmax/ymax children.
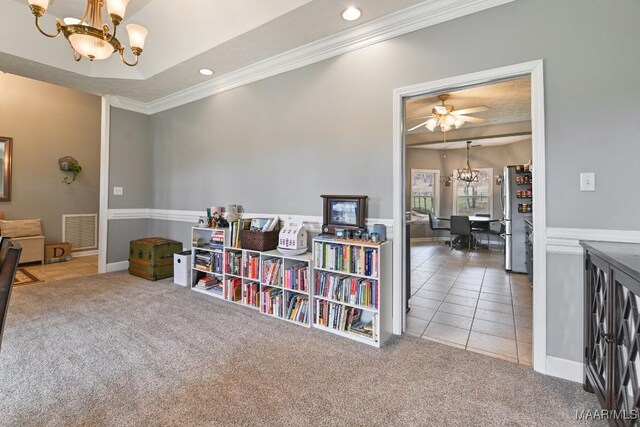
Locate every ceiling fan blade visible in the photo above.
<box><xmin>453</xmin><ymin>106</ymin><xmax>488</xmax><ymax>115</ymax></box>
<box><xmin>455</xmin><ymin>115</ymin><xmax>485</xmax><ymax>124</ymax></box>
<box><xmin>407</xmin><ymin>121</ymin><xmax>428</xmax><ymax>132</ymax></box>
<box><xmin>406</xmin><ymin>114</ymin><xmax>434</xmax><ymax>121</ymax></box>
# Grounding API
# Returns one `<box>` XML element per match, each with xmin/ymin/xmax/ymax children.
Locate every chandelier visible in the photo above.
<box><xmin>27</xmin><ymin>0</ymin><xmax>148</xmax><ymax>66</ymax></box>
<box><xmin>457</xmin><ymin>141</ymin><xmax>480</xmax><ymax>183</ymax></box>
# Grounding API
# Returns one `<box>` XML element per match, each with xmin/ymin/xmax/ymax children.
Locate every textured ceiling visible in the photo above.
<box><xmin>1</xmin><ymin>0</ymin><xmax>426</xmax><ymax>102</ymax></box>
<box><xmin>405</xmin><ymin>76</ymin><xmax>532</xmax><ymax>145</ymax></box>
<box><xmin>10</xmin><ymin>0</ymin><xmax>155</xmax><ymax>20</ymax></box>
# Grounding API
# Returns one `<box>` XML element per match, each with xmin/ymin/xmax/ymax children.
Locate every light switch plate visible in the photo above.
<box><xmin>580</xmin><ymin>173</ymin><xmax>595</xmax><ymax>191</ymax></box>
<box><xmin>113</xmin><ymin>186</ymin><xmax>124</xmax><ymax>195</ymax></box>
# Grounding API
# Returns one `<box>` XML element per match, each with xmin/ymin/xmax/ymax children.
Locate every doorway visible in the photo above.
<box><xmin>392</xmin><ymin>61</ymin><xmax>547</xmax><ymax>374</ymax></box>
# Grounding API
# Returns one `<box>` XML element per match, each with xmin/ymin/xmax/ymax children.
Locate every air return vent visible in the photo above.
<box><xmin>62</xmin><ymin>214</ymin><xmax>97</xmax><ymax>250</ymax></box>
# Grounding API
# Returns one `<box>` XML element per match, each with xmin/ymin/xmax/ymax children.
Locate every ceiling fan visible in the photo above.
<box><xmin>407</xmin><ymin>94</ymin><xmax>488</xmax><ymax>132</ymax></box>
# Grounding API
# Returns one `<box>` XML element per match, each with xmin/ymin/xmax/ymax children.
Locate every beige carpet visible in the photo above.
<box><xmin>0</xmin><ymin>271</ymin><xmax>603</xmax><ymax>426</ymax></box>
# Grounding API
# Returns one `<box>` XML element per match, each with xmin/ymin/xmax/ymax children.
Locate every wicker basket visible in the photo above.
<box><xmin>240</xmin><ymin>227</ymin><xmax>279</xmax><ymax>251</ymax></box>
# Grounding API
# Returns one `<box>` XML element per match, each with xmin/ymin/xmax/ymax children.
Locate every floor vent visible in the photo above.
<box><xmin>62</xmin><ymin>214</ymin><xmax>98</xmax><ymax>251</ymax></box>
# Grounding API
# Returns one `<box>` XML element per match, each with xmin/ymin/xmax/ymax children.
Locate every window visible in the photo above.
<box><xmin>410</xmin><ymin>169</ymin><xmax>440</xmax><ymax>215</ymax></box>
<box><xmin>452</xmin><ymin>168</ymin><xmax>493</xmax><ymax>216</ymax></box>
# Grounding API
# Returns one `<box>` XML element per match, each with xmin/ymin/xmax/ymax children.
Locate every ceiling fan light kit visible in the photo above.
<box><xmin>27</xmin><ymin>0</ymin><xmax>148</xmax><ymax>66</ymax></box>
<box><xmin>407</xmin><ymin>93</ymin><xmax>487</xmax><ymax>133</ymax></box>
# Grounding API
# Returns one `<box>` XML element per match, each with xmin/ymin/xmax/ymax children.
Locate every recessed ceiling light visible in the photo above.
<box><xmin>199</xmin><ymin>68</ymin><xmax>214</xmax><ymax>76</ymax></box>
<box><xmin>342</xmin><ymin>6</ymin><xmax>362</xmax><ymax>21</ymax></box>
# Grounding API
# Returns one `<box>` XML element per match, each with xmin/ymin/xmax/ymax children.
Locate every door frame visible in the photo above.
<box><xmin>392</xmin><ymin>60</ymin><xmax>547</xmax><ymax>374</ymax></box>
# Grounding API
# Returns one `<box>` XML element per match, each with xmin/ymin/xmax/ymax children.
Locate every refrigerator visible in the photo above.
<box><xmin>502</xmin><ymin>165</ymin><xmax>532</xmax><ymax>273</ymax></box>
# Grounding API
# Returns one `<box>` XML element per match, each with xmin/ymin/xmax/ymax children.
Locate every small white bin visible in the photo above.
<box><xmin>174</xmin><ymin>250</ymin><xmax>191</xmax><ymax>286</ymax></box>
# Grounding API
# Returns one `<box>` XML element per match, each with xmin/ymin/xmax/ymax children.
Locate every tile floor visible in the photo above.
<box><xmin>22</xmin><ymin>255</ymin><xmax>98</xmax><ymax>282</ymax></box>
<box><xmin>407</xmin><ymin>242</ymin><xmax>533</xmax><ymax>366</ymax></box>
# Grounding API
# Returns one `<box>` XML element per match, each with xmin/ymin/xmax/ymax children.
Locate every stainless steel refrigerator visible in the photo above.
<box><xmin>502</xmin><ymin>165</ymin><xmax>532</xmax><ymax>273</ymax></box>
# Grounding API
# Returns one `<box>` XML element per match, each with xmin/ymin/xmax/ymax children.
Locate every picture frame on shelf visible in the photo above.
<box><xmin>320</xmin><ymin>195</ymin><xmax>367</xmax><ymax>235</ymax></box>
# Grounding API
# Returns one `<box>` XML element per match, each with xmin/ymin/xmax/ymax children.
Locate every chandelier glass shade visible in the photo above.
<box><xmin>457</xmin><ymin>141</ymin><xmax>480</xmax><ymax>183</ymax></box>
<box><xmin>27</xmin><ymin>0</ymin><xmax>148</xmax><ymax>66</ymax></box>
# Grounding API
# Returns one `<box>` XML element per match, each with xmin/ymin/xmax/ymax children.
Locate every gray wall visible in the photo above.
<box><xmin>0</xmin><ymin>73</ymin><xmax>100</xmax><ymax>243</ymax></box>
<box><xmin>107</xmin><ymin>0</ymin><xmax>640</xmax><ymax>363</ymax></box>
<box><xmin>407</xmin><ymin>140</ymin><xmax>532</xmax><ymax>239</ymax></box>
<box><xmin>107</xmin><ymin>107</ymin><xmax>152</xmax><ymax>263</ymax></box>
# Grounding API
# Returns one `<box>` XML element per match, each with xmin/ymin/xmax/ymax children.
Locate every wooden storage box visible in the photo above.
<box><xmin>129</xmin><ymin>237</ymin><xmax>182</xmax><ymax>281</ymax></box>
<box><xmin>45</xmin><ymin>242</ymin><xmax>72</xmax><ymax>264</ymax></box>
<box><xmin>240</xmin><ymin>229</ymin><xmax>279</xmax><ymax>252</ymax></box>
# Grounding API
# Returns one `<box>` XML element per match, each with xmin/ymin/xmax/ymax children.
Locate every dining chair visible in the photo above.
<box><xmin>428</xmin><ymin>212</ymin><xmax>450</xmax><ymax>245</ymax></box>
<box><xmin>449</xmin><ymin>216</ymin><xmax>473</xmax><ymax>250</ymax></box>
<box><xmin>472</xmin><ymin>214</ymin><xmax>491</xmax><ymax>248</ymax></box>
<box><xmin>486</xmin><ymin>221</ymin><xmax>506</xmax><ymax>251</ymax></box>
<box><xmin>0</xmin><ymin>240</ymin><xmax>23</xmax><ymax>353</ymax></box>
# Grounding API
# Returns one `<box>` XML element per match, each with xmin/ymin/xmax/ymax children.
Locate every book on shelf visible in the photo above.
<box><xmin>243</xmin><ymin>253</ymin><xmax>260</xmax><ymax>280</ymax></box>
<box><xmin>261</xmin><ymin>258</ymin><xmax>282</xmax><ymax>287</ymax></box>
<box><xmin>313</xmin><ymin>242</ymin><xmax>378</xmax><ymax>277</ymax></box>
<box><xmin>196</xmin><ymin>275</ymin><xmax>222</xmax><ymax>291</ymax></box>
<box><xmin>244</xmin><ymin>281</ymin><xmax>260</xmax><ymax>308</ymax></box>
<box><xmin>314</xmin><ymin>271</ymin><xmax>378</xmax><ymax>309</ymax></box>
<box><xmin>261</xmin><ymin>287</ymin><xmax>283</xmax><ymax>316</ymax></box>
<box><xmin>314</xmin><ymin>300</ymin><xmax>377</xmax><ymax>341</ymax></box>
<box><xmin>229</xmin><ymin>219</ymin><xmax>252</xmax><ymax>248</ymax></box>
<box><xmin>225</xmin><ymin>250</ymin><xmax>242</xmax><ymax>276</ymax></box>
<box><xmin>225</xmin><ymin>277</ymin><xmax>242</xmax><ymax>302</ymax></box>
<box><xmin>283</xmin><ymin>263</ymin><xmax>308</xmax><ymax>291</ymax></box>
<box><xmin>286</xmin><ymin>294</ymin><xmax>308</xmax><ymax>323</ymax></box>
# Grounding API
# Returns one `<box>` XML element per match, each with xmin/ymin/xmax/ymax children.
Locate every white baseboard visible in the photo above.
<box><xmin>545</xmin><ymin>355</ymin><xmax>582</xmax><ymax>383</ymax></box>
<box><xmin>72</xmin><ymin>250</ymin><xmax>98</xmax><ymax>257</ymax></box>
<box><xmin>106</xmin><ymin>261</ymin><xmax>129</xmax><ymax>272</ymax></box>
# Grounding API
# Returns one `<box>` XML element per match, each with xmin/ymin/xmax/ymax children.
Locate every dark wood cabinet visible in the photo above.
<box><xmin>582</xmin><ymin>241</ymin><xmax>640</xmax><ymax>426</ymax></box>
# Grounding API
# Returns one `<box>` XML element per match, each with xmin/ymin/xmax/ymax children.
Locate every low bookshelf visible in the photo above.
<box><xmin>312</xmin><ymin>236</ymin><xmax>392</xmax><ymax>348</ymax></box>
<box><xmin>190</xmin><ymin>227</ymin><xmax>311</xmax><ymax>328</ymax></box>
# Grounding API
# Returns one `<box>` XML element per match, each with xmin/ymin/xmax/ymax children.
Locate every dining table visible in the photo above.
<box><xmin>445</xmin><ymin>215</ymin><xmax>501</xmax><ymax>249</ymax></box>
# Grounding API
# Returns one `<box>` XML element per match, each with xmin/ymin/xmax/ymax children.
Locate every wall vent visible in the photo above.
<box><xmin>62</xmin><ymin>214</ymin><xmax>98</xmax><ymax>251</ymax></box>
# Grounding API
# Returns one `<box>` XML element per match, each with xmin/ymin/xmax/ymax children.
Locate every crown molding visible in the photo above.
<box><xmin>110</xmin><ymin>0</ymin><xmax>514</xmax><ymax>115</ymax></box>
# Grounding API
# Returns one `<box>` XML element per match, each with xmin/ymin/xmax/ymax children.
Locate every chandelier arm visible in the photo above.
<box><xmin>119</xmin><ymin>48</ymin><xmax>139</xmax><ymax>67</ymax></box>
<box><xmin>35</xmin><ymin>16</ymin><xmax>62</xmax><ymax>38</ymax></box>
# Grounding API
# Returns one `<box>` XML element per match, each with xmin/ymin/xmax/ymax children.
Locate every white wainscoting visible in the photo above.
<box><xmin>107</xmin><ymin>208</ymin><xmax>394</xmax><ymax>238</ymax></box>
<box><xmin>546</xmin><ymin>227</ymin><xmax>640</xmax><ymax>255</ymax></box>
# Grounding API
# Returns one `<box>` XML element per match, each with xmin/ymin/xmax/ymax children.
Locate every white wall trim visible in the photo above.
<box><xmin>546</xmin><ymin>227</ymin><xmax>640</xmax><ymax>255</ymax></box>
<box><xmin>546</xmin><ymin>355</ymin><xmax>583</xmax><ymax>383</ymax></box>
<box><xmin>107</xmin><ymin>208</ymin><xmax>394</xmax><ymax>237</ymax></box>
<box><xmin>393</xmin><ymin>60</ymin><xmax>547</xmax><ymax>375</ymax></box>
<box><xmin>110</xmin><ymin>0</ymin><xmax>514</xmax><ymax>115</ymax></box>
<box><xmin>98</xmin><ymin>96</ymin><xmax>110</xmax><ymax>274</ymax></box>
<box><xmin>73</xmin><ymin>249</ymin><xmax>99</xmax><ymax>257</ymax></box>
<box><xmin>106</xmin><ymin>260</ymin><xmax>129</xmax><ymax>273</ymax></box>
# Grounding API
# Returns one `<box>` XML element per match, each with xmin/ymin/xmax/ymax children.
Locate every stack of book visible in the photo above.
<box><xmin>194</xmin><ymin>252</ymin><xmax>213</xmax><ymax>272</ymax></box>
<box><xmin>196</xmin><ymin>275</ymin><xmax>222</xmax><ymax>293</ymax></box>
<box><xmin>209</xmin><ymin>231</ymin><xmax>225</xmax><ymax>249</ymax></box>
